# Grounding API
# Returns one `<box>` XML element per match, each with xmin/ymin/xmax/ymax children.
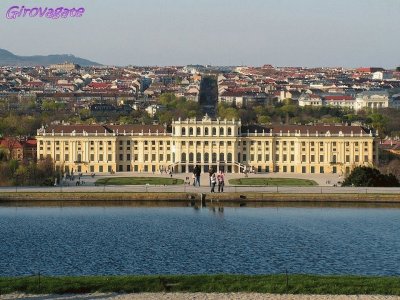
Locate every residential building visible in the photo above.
<box><xmin>355</xmin><ymin>91</ymin><xmax>389</xmax><ymax>111</ymax></box>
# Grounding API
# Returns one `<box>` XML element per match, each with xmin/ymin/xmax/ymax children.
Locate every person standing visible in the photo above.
<box><xmin>217</xmin><ymin>170</ymin><xmax>225</xmax><ymax>193</ymax></box>
<box><xmin>194</xmin><ymin>165</ymin><xmax>201</xmax><ymax>187</ymax></box>
<box><xmin>210</xmin><ymin>172</ymin><xmax>217</xmax><ymax>193</ymax></box>
<box><xmin>208</xmin><ymin>167</ymin><xmax>214</xmax><ymax>187</ymax></box>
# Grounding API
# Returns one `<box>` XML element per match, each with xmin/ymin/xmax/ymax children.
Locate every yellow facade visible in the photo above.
<box><xmin>36</xmin><ymin>116</ymin><xmax>378</xmax><ymax>176</ymax></box>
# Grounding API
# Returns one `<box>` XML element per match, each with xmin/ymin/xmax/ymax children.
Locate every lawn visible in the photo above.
<box><xmin>229</xmin><ymin>178</ymin><xmax>318</xmax><ymax>186</ymax></box>
<box><xmin>0</xmin><ymin>274</ymin><xmax>399</xmax><ymax>295</ymax></box>
<box><xmin>95</xmin><ymin>177</ymin><xmax>184</xmax><ymax>185</ymax></box>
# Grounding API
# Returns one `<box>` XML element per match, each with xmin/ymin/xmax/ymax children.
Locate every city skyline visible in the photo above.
<box><xmin>1</xmin><ymin>0</ymin><xmax>400</xmax><ymax>68</ymax></box>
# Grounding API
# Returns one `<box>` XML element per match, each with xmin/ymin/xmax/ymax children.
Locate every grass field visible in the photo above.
<box><xmin>0</xmin><ymin>274</ymin><xmax>399</xmax><ymax>295</ymax></box>
<box><xmin>95</xmin><ymin>177</ymin><xmax>184</xmax><ymax>185</ymax></box>
<box><xmin>229</xmin><ymin>178</ymin><xmax>318</xmax><ymax>186</ymax></box>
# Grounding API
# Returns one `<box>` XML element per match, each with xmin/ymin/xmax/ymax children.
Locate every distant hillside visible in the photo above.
<box><xmin>0</xmin><ymin>49</ymin><xmax>102</xmax><ymax>67</ymax></box>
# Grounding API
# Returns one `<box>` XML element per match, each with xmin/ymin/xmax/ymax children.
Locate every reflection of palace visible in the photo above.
<box><xmin>36</xmin><ymin>115</ymin><xmax>378</xmax><ymax>175</ymax></box>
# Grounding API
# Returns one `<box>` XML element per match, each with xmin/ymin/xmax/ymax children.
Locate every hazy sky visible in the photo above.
<box><xmin>1</xmin><ymin>0</ymin><xmax>400</xmax><ymax>67</ymax></box>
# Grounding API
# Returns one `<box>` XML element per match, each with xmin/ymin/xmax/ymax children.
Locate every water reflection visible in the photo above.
<box><xmin>1</xmin><ymin>206</ymin><xmax>400</xmax><ymax>277</ymax></box>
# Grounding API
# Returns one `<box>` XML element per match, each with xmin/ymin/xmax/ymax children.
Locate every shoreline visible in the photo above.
<box><xmin>0</xmin><ymin>192</ymin><xmax>400</xmax><ymax>208</ymax></box>
<box><xmin>1</xmin><ymin>192</ymin><xmax>400</xmax><ymax>205</ymax></box>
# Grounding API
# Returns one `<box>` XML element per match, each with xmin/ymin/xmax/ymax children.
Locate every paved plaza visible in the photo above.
<box><xmin>1</xmin><ymin>172</ymin><xmax>400</xmax><ymax>194</ymax></box>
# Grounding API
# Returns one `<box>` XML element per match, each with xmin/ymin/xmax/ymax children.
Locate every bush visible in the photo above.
<box><xmin>342</xmin><ymin>166</ymin><xmax>400</xmax><ymax>187</ymax></box>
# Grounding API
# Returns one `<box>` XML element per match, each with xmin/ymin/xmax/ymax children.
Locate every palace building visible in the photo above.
<box><xmin>36</xmin><ymin>115</ymin><xmax>379</xmax><ymax>176</ymax></box>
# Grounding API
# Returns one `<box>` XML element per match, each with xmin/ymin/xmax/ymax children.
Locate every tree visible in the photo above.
<box><xmin>257</xmin><ymin>115</ymin><xmax>270</xmax><ymax>124</ymax></box>
<box><xmin>342</xmin><ymin>166</ymin><xmax>399</xmax><ymax>187</ymax></box>
<box><xmin>78</xmin><ymin>108</ymin><xmax>91</xmax><ymax>120</ymax></box>
<box><xmin>379</xmin><ymin>159</ymin><xmax>400</xmax><ymax>181</ymax></box>
<box><xmin>367</xmin><ymin>113</ymin><xmax>388</xmax><ymax>139</ymax></box>
<box><xmin>396</xmin><ymin>66</ymin><xmax>400</xmax><ymax>72</ymax></box>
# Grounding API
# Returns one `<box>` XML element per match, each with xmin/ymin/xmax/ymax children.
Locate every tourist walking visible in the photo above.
<box><xmin>210</xmin><ymin>172</ymin><xmax>217</xmax><ymax>193</ymax></box>
<box><xmin>217</xmin><ymin>170</ymin><xmax>225</xmax><ymax>193</ymax></box>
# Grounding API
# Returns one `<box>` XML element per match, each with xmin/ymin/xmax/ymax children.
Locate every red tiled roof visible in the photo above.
<box><xmin>243</xmin><ymin>124</ymin><xmax>371</xmax><ymax>135</ymax></box>
<box><xmin>45</xmin><ymin>125</ymin><xmax>109</xmax><ymax>134</ymax></box>
<box><xmin>0</xmin><ymin>138</ymin><xmax>23</xmax><ymax>149</ymax></box>
<box><xmin>88</xmin><ymin>82</ymin><xmax>111</xmax><ymax>89</ymax></box>
<box><xmin>26</xmin><ymin>81</ymin><xmax>44</xmax><ymax>86</ymax></box>
<box><xmin>24</xmin><ymin>139</ymin><xmax>37</xmax><ymax>147</ymax></box>
<box><xmin>43</xmin><ymin>124</ymin><xmax>167</xmax><ymax>135</ymax></box>
<box><xmin>325</xmin><ymin>95</ymin><xmax>354</xmax><ymax>101</ymax></box>
<box><xmin>107</xmin><ymin>125</ymin><xmax>166</xmax><ymax>134</ymax></box>
<box><xmin>271</xmin><ymin>124</ymin><xmax>368</xmax><ymax>135</ymax></box>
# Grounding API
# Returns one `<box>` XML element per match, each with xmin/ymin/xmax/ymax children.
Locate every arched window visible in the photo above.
<box><xmin>196</xmin><ymin>127</ymin><xmax>201</xmax><ymax>136</ymax></box>
<box><xmin>182</xmin><ymin>127</ymin><xmax>186</xmax><ymax>136</ymax></box>
<box><xmin>332</xmin><ymin>155</ymin><xmax>337</xmax><ymax>163</ymax></box>
<box><xmin>196</xmin><ymin>152</ymin><xmax>201</xmax><ymax>163</ymax></box>
<box><xmin>219</xmin><ymin>153</ymin><xmax>225</xmax><ymax>162</ymax></box>
<box><xmin>212</xmin><ymin>153</ymin><xmax>217</xmax><ymax>163</ymax></box>
<box><xmin>228</xmin><ymin>127</ymin><xmax>232</xmax><ymax>136</ymax></box>
<box><xmin>181</xmin><ymin>152</ymin><xmax>186</xmax><ymax>162</ymax></box>
<box><xmin>205</xmin><ymin>127</ymin><xmax>209</xmax><ymax>136</ymax></box>
<box><xmin>227</xmin><ymin>153</ymin><xmax>232</xmax><ymax>162</ymax></box>
<box><xmin>212</xmin><ymin>127</ymin><xmax>217</xmax><ymax>136</ymax></box>
<box><xmin>77</xmin><ymin>154</ymin><xmax>82</xmax><ymax>162</ymax></box>
<box><xmin>204</xmin><ymin>153</ymin><xmax>209</xmax><ymax>163</ymax></box>
<box><xmin>189</xmin><ymin>127</ymin><xmax>194</xmax><ymax>136</ymax></box>
<box><xmin>220</xmin><ymin>127</ymin><xmax>224</xmax><ymax>136</ymax></box>
<box><xmin>189</xmin><ymin>152</ymin><xmax>194</xmax><ymax>163</ymax></box>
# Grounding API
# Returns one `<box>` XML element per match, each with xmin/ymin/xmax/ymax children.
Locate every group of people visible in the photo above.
<box><xmin>209</xmin><ymin>169</ymin><xmax>225</xmax><ymax>193</ymax></box>
<box><xmin>191</xmin><ymin>165</ymin><xmax>225</xmax><ymax>193</ymax></box>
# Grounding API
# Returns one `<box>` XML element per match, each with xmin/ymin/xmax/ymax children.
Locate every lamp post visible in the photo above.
<box><xmin>15</xmin><ymin>174</ymin><xmax>19</xmax><ymax>193</ymax></box>
<box><xmin>59</xmin><ymin>169</ymin><xmax>63</xmax><ymax>193</ymax></box>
